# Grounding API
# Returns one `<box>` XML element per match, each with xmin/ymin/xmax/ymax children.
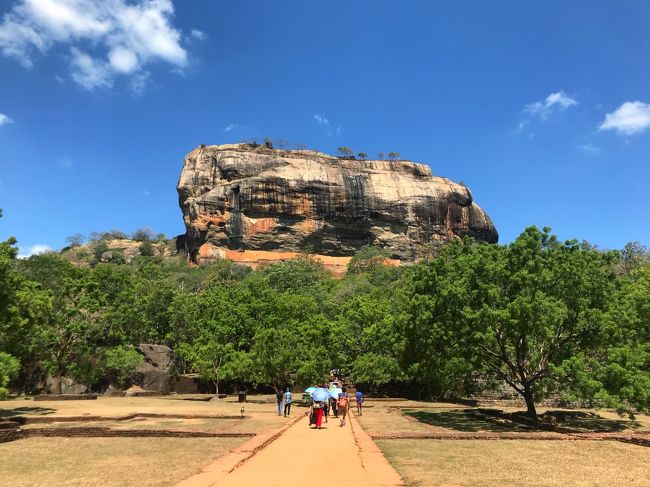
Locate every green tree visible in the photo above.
<box><xmin>35</xmin><ymin>282</ymin><xmax>101</xmax><ymax>394</ymax></box>
<box><xmin>405</xmin><ymin>227</ymin><xmax>617</xmax><ymax>418</ymax></box>
<box><xmin>103</xmin><ymin>346</ymin><xmax>143</xmax><ymax>389</ymax></box>
<box><xmin>131</xmin><ymin>227</ymin><xmax>155</xmax><ymax>242</ymax></box>
<box><xmin>139</xmin><ymin>240</ymin><xmax>155</xmax><ymax>257</ymax></box>
<box><xmin>358</xmin><ymin>152</ymin><xmax>367</xmax><ymax>160</ymax></box>
<box><xmin>556</xmin><ymin>263</ymin><xmax>650</xmax><ymax>415</ymax></box>
<box><xmin>1</xmin><ymin>246</ymin><xmax>52</xmax><ymax>375</ymax></box>
<box><xmin>65</xmin><ymin>233</ymin><xmax>85</xmax><ymax>247</ymax></box>
<box><xmin>0</xmin><ymin>352</ymin><xmax>20</xmax><ymax>399</ymax></box>
<box><xmin>347</xmin><ymin>246</ymin><xmax>391</xmax><ymax>274</ymax></box>
<box><xmin>337</xmin><ymin>147</ymin><xmax>353</xmax><ymax>157</ymax></box>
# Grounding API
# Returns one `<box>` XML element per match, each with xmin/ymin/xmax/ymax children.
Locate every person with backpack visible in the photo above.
<box><xmin>356</xmin><ymin>390</ymin><xmax>364</xmax><ymax>416</ymax></box>
<box><xmin>338</xmin><ymin>387</ymin><xmax>349</xmax><ymax>426</ymax></box>
<box><xmin>276</xmin><ymin>388</ymin><xmax>283</xmax><ymax>416</ymax></box>
<box><xmin>283</xmin><ymin>387</ymin><xmax>292</xmax><ymax>417</ymax></box>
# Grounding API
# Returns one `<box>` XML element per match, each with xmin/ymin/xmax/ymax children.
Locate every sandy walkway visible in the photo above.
<box><xmin>213</xmin><ymin>414</ymin><xmax>400</xmax><ymax>486</ymax></box>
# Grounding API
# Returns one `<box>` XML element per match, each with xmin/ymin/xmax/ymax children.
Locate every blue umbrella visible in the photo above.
<box><xmin>304</xmin><ymin>386</ymin><xmax>317</xmax><ymax>394</ymax></box>
<box><xmin>311</xmin><ymin>387</ymin><xmax>330</xmax><ymax>402</ymax></box>
<box><xmin>329</xmin><ymin>387</ymin><xmax>343</xmax><ymax>399</ymax></box>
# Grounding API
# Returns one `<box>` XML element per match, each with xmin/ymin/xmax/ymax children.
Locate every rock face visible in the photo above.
<box><xmin>178</xmin><ymin>144</ymin><xmax>497</xmax><ymax>269</ymax></box>
<box><xmin>135</xmin><ymin>344</ymin><xmax>173</xmax><ymax>393</ymax></box>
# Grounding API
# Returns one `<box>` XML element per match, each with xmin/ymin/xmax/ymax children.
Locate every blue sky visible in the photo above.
<box><xmin>0</xmin><ymin>0</ymin><xmax>649</xmax><ymax>257</ymax></box>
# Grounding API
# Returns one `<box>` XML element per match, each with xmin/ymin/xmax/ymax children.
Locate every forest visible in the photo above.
<box><xmin>1</xmin><ymin>223</ymin><xmax>648</xmax><ymax>419</ymax></box>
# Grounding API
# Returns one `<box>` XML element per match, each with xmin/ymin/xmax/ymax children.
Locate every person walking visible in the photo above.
<box><xmin>283</xmin><ymin>387</ymin><xmax>292</xmax><ymax>417</ymax></box>
<box><xmin>323</xmin><ymin>387</ymin><xmax>329</xmax><ymax>424</ymax></box>
<box><xmin>276</xmin><ymin>388</ymin><xmax>283</xmax><ymax>416</ymax></box>
<box><xmin>356</xmin><ymin>390</ymin><xmax>364</xmax><ymax>416</ymax></box>
<box><xmin>338</xmin><ymin>387</ymin><xmax>349</xmax><ymax>426</ymax></box>
<box><xmin>312</xmin><ymin>398</ymin><xmax>325</xmax><ymax>429</ymax></box>
<box><xmin>330</xmin><ymin>395</ymin><xmax>338</xmax><ymax>418</ymax></box>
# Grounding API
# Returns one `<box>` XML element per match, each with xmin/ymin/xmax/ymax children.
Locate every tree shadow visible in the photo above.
<box><xmin>404</xmin><ymin>409</ymin><xmax>536</xmax><ymax>432</ymax></box>
<box><xmin>542</xmin><ymin>410</ymin><xmax>640</xmax><ymax>432</ymax></box>
<box><xmin>0</xmin><ymin>406</ymin><xmax>57</xmax><ymax>419</ymax></box>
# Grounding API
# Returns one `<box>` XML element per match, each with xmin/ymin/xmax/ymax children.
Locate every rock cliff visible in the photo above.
<box><xmin>177</xmin><ymin>144</ymin><xmax>497</xmax><ymax>270</ymax></box>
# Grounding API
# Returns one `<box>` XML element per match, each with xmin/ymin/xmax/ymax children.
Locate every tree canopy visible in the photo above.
<box><xmin>0</xmin><ymin>223</ymin><xmax>647</xmax><ymax>419</ymax></box>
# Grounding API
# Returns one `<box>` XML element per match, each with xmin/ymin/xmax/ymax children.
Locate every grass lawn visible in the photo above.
<box><xmin>0</xmin><ymin>436</ymin><xmax>245</xmax><ymax>487</ymax></box>
<box><xmin>378</xmin><ymin>439</ymin><xmax>650</xmax><ymax>487</ymax></box>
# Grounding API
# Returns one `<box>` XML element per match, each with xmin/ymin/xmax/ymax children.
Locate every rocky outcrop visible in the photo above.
<box><xmin>134</xmin><ymin>344</ymin><xmax>172</xmax><ymax>393</ymax></box>
<box><xmin>178</xmin><ymin>144</ymin><xmax>497</xmax><ymax>269</ymax></box>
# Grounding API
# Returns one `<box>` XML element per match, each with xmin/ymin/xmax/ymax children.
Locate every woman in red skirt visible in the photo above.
<box><xmin>312</xmin><ymin>400</ymin><xmax>325</xmax><ymax>429</ymax></box>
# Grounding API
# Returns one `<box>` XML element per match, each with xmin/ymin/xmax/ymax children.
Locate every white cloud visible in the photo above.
<box><xmin>0</xmin><ymin>113</ymin><xmax>13</xmax><ymax>125</ymax></box>
<box><xmin>222</xmin><ymin>123</ymin><xmax>237</xmax><ymax>133</ymax></box>
<box><xmin>313</xmin><ymin>114</ymin><xmax>343</xmax><ymax>136</ymax></box>
<box><xmin>599</xmin><ymin>101</ymin><xmax>650</xmax><ymax>136</ymax></box>
<box><xmin>108</xmin><ymin>46</ymin><xmax>137</xmax><ymax>73</ymax></box>
<box><xmin>70</xmin><ymin>47</ymin><xmax>112</xmax><ymax>89</ymax></box>
<box><xmin>190</xmin><ymin>29</ymin><xmax>205</xmax><ymax>40</ymax></box>
<box><xmin>0</xmin><ymin>0</ymin><xmax>191</xmax><ymax>90</ymax></box>
<box><xmin>18</xmin><ymin>243</ymin><xmax>54</xmax><ymax>259</ymax></box>
<box><xmin>524</xmin><ymin>90</ymin><xmax>577</xmax><ymax>120</ymax></box>
<box><xmin>578</xmin><ymin>143</ymin><xmax>601</xmax><ymax>156</ymax></box>
<box><xmin>313</xmin><ymin>114</ymin><xmax>329</xmax><ymax>126</ymax></box>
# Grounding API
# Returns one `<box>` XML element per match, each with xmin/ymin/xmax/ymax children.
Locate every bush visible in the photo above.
<box><xmin>105</xmin><ymin>346</ymin><xmax>143</xmax><ymax>389</ymax></box>
<box><xmin>140</xmin><ymin>240</ymin><xmax>155</xmax><ymax>257</ymax></box>
<box><xmin>0</xmin><ymin>352</ymin><xmax>20</xmax><ymax>400</ymax></box>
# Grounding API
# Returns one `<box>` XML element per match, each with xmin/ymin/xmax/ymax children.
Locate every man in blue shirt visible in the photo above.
<box><xmin>356</xmin><ymin>390</ymin><xmax>364</xmax><ymax>416</ymax></box>
<box><xmin>283</xmin><ymin>388</ymin><xmax>292</xmax><ymax>417</ymax></box>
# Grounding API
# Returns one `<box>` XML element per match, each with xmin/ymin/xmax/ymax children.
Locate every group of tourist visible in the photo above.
<box><xmin>275</xmin><ymin>383</ymin><xmax>364</xmax><ymax>429</ymax></box>
<box><xmin>276</xmin><ymin>387</ymin><xmax>292</xmax><ymax>417</ymax></box>
<box><xmin>308</xmin><ymin>384</ymin><xmax>364</xmax><ymax>429</ymax></box>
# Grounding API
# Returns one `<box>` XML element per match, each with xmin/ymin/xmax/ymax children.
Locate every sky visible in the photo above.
<box><xmin>0</xmin><ymin>0</ymin><xmax>649</xmax><ymax>257</ymax></box>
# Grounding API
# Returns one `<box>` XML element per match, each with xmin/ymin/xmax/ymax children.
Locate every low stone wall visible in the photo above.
<box><xmin>34</xmin><ymin>394</ymin><xmax>97</xmax><ymax>401</ymax></box>
<box><xmin>6</xmin><ymin>413</ymin><xmax>246</xmax><ymax>425</ymax></box>
<box><xmin>0</xmin><ymin>424</ymin><xmax>255</xmax><ymax>444</ymax></box>
<box><xmin>24</xmin><ymin>427</ymin><xmax>254</xmax><ymax>439</ymax></box>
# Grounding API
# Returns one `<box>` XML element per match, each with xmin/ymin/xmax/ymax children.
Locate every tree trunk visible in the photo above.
<box><xmin>53</xmin><ymin>372</ymin><xmax>63</xmax><ymax>395</ymax></box>
<box><xmin>522</xmin><ymin>384</ymin><xmax>537</xmax><ymax>420</ymax></box>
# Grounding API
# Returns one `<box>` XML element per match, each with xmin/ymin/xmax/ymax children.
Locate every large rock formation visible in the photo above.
<box><xmin>178</xmin><ymin>144</ymin><xmax>497</xmax><ymax>271</ymax></box>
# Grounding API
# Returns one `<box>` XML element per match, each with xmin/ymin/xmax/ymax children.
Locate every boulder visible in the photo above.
<box><xmin>178</xmin><ymin>144</ymin><xmax>498</xmax><ymax>272</ymax></box>
<box><xmin>134</xmin><ymin>344</ymin><xmax>173</xmax><ymax>393</ymax></box>
<box><xmin>136</xmin><ymin>344</ymin><xmax>172</xmax><ymax>370</ymax></box>
<box><xmin>45</xmin><ymin>376</ymin><xmax>88</xmax><ymax>395</ymax></box>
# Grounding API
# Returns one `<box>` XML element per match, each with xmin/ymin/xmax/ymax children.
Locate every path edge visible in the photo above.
<box><xmin>349</xmin><ymin>413</ymin><xmax>405</xmax><ymax>487</ymax></box>
<box><xmin>175</xmin><ymin>412</ymin><xmax>306</xmax><ymax>487</ymax></box>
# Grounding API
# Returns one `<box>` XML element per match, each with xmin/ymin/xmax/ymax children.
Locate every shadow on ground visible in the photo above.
<box><xmin>404</xmin><ymin>408</ymin><xmax>641</xmax><ymax>433</ymax></box>
<box><xmin>542</xmin><ymin>410</ymin><xmax>640</xmax><ymax>432</ymax></box>
<box><xmin>405</xmin><ymin>409</ymin><xmax>535</xmax><ymax>432</ymax></box>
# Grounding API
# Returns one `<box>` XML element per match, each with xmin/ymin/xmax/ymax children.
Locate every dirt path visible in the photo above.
<box><xmin>212</xmin><ymin>414</ymin><xmax>403</xmax><ymax>486</ymax></box>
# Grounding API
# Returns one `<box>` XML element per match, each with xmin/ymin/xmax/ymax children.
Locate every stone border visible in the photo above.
<box><xmin>175</xmin><ymin>412</ymin><xmax>307</xmax><ymax>487</ymax></box>
<box><xmin>349</xmin><ymin>413</ymin><xmax>405</xmax><ymax>487</ymax></box>
<box><xmin>370</xmin><ymin>431</ymin><xmax>650</xmax><ymax>447</ymax></box>
<box><xmin>0</xmin><ymin>426</ymin><xmax>253</xmax><ymax>444</ymax></box>
<box><xmin>34</xmin><ymin>394</ymin><xmax>97</xmax><ymax>401</ymax></box>
<box><xmin>3</xmin><ymin>413</ymin><xmax>246</xmax><ymax>425</ymax></box>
